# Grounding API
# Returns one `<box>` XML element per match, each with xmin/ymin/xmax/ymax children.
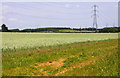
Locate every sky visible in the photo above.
<box><xmin>0</xmin><ymin>2</ymin><xmax>118</xmax><ymax>29</ymax></box>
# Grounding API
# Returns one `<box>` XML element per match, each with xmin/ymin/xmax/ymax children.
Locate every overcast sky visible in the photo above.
<box><xmin>1</xmin><ymin>2</ymin><xmax>118</xmax><ymax>29</ymax></box>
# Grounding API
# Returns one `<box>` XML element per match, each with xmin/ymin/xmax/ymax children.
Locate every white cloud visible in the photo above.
<box><xmin>65</xmin><ymin>4</ymin><xmax>70</xmax><ymax>8</ymax></box>
<box><xmin>76</xmin><ymin>5</ymin><xmax>80</xmax><ymax>8</ymax></box>
<box><xmin>19</xmin><ymin>20</ymin><xmax>24</xmax><ymax>23</ymax></box>
<box><xmin>2</xmin><ymin>5</ymin><xmax>11</xmax><ymax>14</ymax></box>
<box><xmin>3</xmin><ymin>5</ymin><xmax>9</xmax><ymax>9</ymax></box>
<box><xmin>65</xmin><ymin>4</ymin><xmax>80</xmax><ymax>8</ymax></box>
<box><xmin>7</xmin><ymin>18</ymin><xmax>24</xmax><ymax>23</ymax></box>
<box><xmin>8</xmin><ymin>18</ymin><xmax>17</xmax><ymax>21</ymax></box>
<box><xmin>0</xmin><ymin>16</ymin><xmax>5</xmax><ymax>20</ymax></box>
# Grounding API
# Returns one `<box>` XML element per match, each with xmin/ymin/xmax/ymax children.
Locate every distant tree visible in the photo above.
<box><xmin>1</xmin><ymin>24</ymin><xmax>8</xmax><ymax>32</ymax></box>
<box><xmin>99</xmin><ymin>27</ymin><xmax>119</xmax><ymax>33</ymax></box>
<box><xmin>9</xmin><ymin>29</ymin><xmax>19</xmax><ymax>32</ymax></box>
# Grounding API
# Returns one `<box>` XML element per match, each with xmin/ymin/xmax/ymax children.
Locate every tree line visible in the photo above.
<box><xmin>0</xmin><ymin>24</ymin><xmax>120</xmax><ymax>33</ymax></box>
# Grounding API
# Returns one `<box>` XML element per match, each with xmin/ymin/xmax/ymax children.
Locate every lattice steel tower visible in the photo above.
<box><xmin>92</xmin><ymin>5</ymin><xmax>98</xmax><ymax>32</ymax></box>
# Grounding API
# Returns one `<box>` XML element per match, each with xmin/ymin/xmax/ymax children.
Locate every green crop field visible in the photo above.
<box><xmin>1</xmin><ymin>32</ymin><xmax>118</xmax><ymax>52</ymax></box>
<box><xmin>1</xmin><ymin>32</ymin><xmax>119</xmax><ymax>76</ymax></box>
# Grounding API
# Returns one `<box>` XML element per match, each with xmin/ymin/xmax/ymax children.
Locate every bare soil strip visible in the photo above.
<box><xmin>55</xmin><ymin>52</ymin><xmax>113</xmax><ymax>76</ymax></box>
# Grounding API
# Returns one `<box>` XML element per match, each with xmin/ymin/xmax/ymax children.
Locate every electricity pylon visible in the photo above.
<box><xmin>92</xmin><ymin>5</ymin><xmax>99</xmax><ymax>32</ymax></box>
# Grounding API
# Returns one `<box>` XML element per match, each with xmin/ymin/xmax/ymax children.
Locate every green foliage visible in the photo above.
<box><xmin>1</xmin><ymin>24</ymin><xmax>8</xmax><ymax>32</ymax></box>
<box><xmin>9</xmin><ymin>29</ymin><xmax>20</xmax><ymax>32</ymax></box>
<box><xmin>20</xmin><ymin>27</ymin><xmax>71</xmax><ymax>32</ymax></box>
<box><xmin>99</xmin><ymin>27</ymin><xmax>120</xmax><ymax>33</ymax></box>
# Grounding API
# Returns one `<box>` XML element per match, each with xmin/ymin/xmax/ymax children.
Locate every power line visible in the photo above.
<box><xmin>97</xmin><ymin>7</ymin><xmax>117</xmax><ymax>27</ymax></box>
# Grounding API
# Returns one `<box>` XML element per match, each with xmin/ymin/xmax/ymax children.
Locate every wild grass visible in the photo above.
<box><xmin>61</xmin><ymin>49</ymin><xmax>119</xmax><ymax>76</ymax></box>
<box><xmin>2</xmin><ymin>39</ymin><xmax>119</xmax><ymax>76</ymax></box>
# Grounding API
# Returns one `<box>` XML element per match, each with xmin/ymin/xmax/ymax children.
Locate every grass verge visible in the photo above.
<box><xmin>2</xmin><ymin>39</ymin><xmax>119</xmax><ymax>76</ymax></box>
